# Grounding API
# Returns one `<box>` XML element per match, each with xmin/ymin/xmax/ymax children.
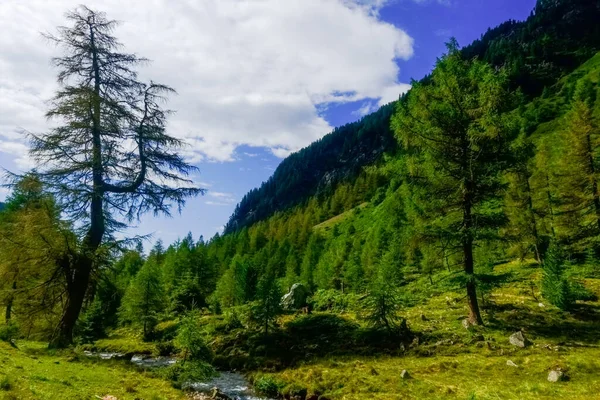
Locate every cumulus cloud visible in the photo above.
<box><xmin>0</xmin><ymin>0</ymin><xmax>415</xmax><ymax>165</ymax></box>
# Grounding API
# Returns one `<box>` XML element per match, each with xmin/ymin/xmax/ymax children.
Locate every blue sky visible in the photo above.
<box><xmin>0</xmin><ymin>0</ymin><xmax>536</xmax><ymax>248</ymax></box>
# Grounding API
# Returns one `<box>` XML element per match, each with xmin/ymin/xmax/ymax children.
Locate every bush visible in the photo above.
<box><xmin>253</xmin><ymin>375</ymin><xmax>285</xmax><ymax>397</ymax></box>
<box><xmin>0</xmin><ymin>323</ymin><xmax>19</xmax><ymax>343</ymax></box>
<box><xmin>161</xmin><ymin>361</ymin><xmax>215</xmax><ymax>388</ymax></box>
<box><xmin>310</xmin><ymin>289</ymin><xmax>360</xmax><ymax>313</ymax></box>
<box><xmin>0</xmin><ymin>375</ymin><xmax>13</xmax><ymax>391</ymax></box>
<box><xmin>156</xmin><ymin>340</ymin><xmax>176</xmax><ymax>357</ymax></box>
<box><xmin>570</xmin><ymin>281</ymin><xmax>598</xmax><ymax>302</ymax></box>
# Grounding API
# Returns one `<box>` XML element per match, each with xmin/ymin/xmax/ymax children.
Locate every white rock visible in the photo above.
<box><xmin>548</xmin><ymin>370</ymin><xmax>565</xmax><ymax>382</ymax></box>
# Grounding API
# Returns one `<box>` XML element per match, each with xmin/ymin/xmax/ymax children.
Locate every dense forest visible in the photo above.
<box><xmin>226</xmin><ymin>0</ymin><xmax>600</xmax><ymax>233</ymax></box>
<box><xmin>2</xmin><ymin>1</ymin><xmax>600</xmax><ymax>399</ymax></box>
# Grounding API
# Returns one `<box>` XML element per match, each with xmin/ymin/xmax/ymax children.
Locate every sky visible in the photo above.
<box><xmin>0</xmin><ymin>0</ymin><xmax>536</xmax><ymax>247</ymax></box>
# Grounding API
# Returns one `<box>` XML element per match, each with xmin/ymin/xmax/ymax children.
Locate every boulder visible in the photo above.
<box><xmin>509</xmin><ymin>331</ymin><xmax>531</xmax><ymax>348</ymax></box>
<box><xmin>400</xmin><ymin>370</ymin><xmax>411</xmax><ymax>380</ymax></box>
<box><xmin>281</xmin><ymin>283</ymin><xmax>309</xmax><ymax>310</ymax></box>
<box><xmin>548</xmin><ymin>370</ymin><xmax>565</xmax><ymax>382</ymax></box>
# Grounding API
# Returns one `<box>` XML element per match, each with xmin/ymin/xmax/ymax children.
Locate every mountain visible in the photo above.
<box><xmin>224</xmin><ymin>0</ymin><xmax>600</xmax><ymax>234</ymax></box>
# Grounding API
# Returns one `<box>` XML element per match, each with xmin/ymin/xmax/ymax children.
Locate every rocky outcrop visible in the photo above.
<box><xmin>281</xmin><ymin>283</ymin><xmax>309</xmax><ymax>310</ymax></box>
<box><xmin>509</xmin><ymin>331</ymin><xmax>531</xmax><ymax>348</ymax></box>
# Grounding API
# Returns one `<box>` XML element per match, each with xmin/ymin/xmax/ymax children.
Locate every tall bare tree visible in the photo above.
<box><xmin>29</xmin><ymin>6</ymin><xmax>203</xmax><ymax>346</ymax></box>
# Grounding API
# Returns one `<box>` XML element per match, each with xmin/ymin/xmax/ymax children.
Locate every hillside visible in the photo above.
<box><xmin>4</xmin><ymin>1</ymin><xmax>600</xmax><ymax>400</ymax></box>
<box><xmin>225</xmin><ymin>0</ymin><xmax>600</xmax><ymax>233</ymax></box>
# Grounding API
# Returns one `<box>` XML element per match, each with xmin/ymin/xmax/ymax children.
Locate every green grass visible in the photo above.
<box><xmin>79</xmin><ymin>327</ymin><xmax>157</xmax><ymax>356</ymax></box>
<box><xmin>248</xmin><ymin>260</ymin><xmax>600</xmax><ymax>399</ymax></box>
<box><xmin>0</xmin><ymin>341</ymin><xmax>184</xmax><ymax>399</ymax></box>
<box><xmin>313</xmin><ymin>202</ymin><xmax>369</xmax><ymax>231</ymax></box>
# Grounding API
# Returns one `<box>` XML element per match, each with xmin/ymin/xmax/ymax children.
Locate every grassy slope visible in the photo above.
<box><xmin>244</xmin><ymin>53</ymin><xmax>600</xmax><ymax>399</ymax></box>
<box><xmin>257</xmin><ymin>261</ymin><xmax>600</xmax><ymax>400</ymax></box>
<box><xmin>0</xmin><ymin>341</ymin><xmax>184</xmax><ymax>400</ymax></box>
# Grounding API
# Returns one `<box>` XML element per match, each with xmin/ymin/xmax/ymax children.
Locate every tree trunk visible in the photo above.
<box><xmin>5</xmin><ymin>281</ymin><xmax>16</xmax><ymax>322</ymax></box>
<box><xmin>463</xmin><ymin>182</ymin><xmax>483</xmax><ymax>326</ymax></box>
<box><xmin>525</xmin><ymin>175</ymin><xmax>542</xmax><ymax>262</ymax></box>
<box><xmin>50</xmin><ymin>22</ymin><xmax>105</xmax><ymax>348</ymax></box>
<box><xmin>51</xmin><ymin>256</ymin><xmax>93</xmax><ymax>347</ymax></box>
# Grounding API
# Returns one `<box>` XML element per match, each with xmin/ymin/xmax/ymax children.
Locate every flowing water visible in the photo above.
<box><xmin>84</xmin><ymin>352</ymin><xmax>270</xmax><ymax>399</ymax></box>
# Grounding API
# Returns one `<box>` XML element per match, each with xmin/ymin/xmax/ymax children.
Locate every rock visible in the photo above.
<box><xmin>509</xmin><ymin>331</ymin><xmax>531</xmax><ymax>348</ymax></box>
<box><xmin>462</xmin><ymin>318</ymin><xmax>474</xmax><ymax>329</ymax></box>
<box><xmin>400</xmin><ymin>369</ymin><xmax>411</xmax><ymax>379</ymax></box>
<box><xmin>548</xmin><ymin>370</ymin><xmax>565</xmax><ymax>382</ymax></box>
<box><xmin>281</xmin><ymin>283</ymin><xmax>309</xmax><ymax>310</ymax></box>
<box><xmin>506</xmin><ymin>360</ymin><xmax>518</xmax><ymax>368</ymax></box>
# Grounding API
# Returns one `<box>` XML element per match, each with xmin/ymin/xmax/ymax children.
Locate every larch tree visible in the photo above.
<box><xmin>29</xmin><ymin>6</ymin><xmax>203</xmax><ymax>346</ymax></box>
<box><xmin>556</xmin><ymin>78</ymin><xmax>600</xmax><ymax>251</ymax></box>
<box><xmin>504</xmin><ymin>133</ymin><xmax>543</xmax><ymax>262</ymax></box>
<box><xmin>392</xmin><ymin>40</ymin><xmax>517</xmax><ymax>325</ymax></box>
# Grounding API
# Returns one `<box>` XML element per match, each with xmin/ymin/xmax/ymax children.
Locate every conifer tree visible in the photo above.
<box><xmin>392</xmin><ymin>40</ymin><xmax>517</xmax><ymax>325</ymax></box>
<box><xmin>541</xmin><ymin>241</ymin><xmax>571</xmax><ymax>310</ymax></box>
<box><xmin>556</xmin><ymin>78</ymin><xmax>600</xmax><ymax>250</ymax></box>
<box><xmin>120</xmin><ymin>258</ymin><xmax>166</xmax><ymax>338</ymax></box>
<box><xmin>505</xmin><ymin>134</ymin><xmax>542</xmax><ymax>261</ymax></box>
<box><xmin>29</xmin><ymin>6</ymin><xmax>202</xmax><ymax>346</ymax></box>
<box><xmin>253</xmin><ymin>270</ymin><xmax>281</xmax><ymax>335</ymax></box>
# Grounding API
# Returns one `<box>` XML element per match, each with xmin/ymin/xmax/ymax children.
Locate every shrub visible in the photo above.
<box><xmin>0</xmin><ymin>323</ymin><xmax>19</xmax><ymax>343</ymax></box>
<box><xmin>162</xmin><ymin>361</ymin><xmax>215</xmax><ymax>388</ymax></box>
<box><xmin>569</xmin><ymin>281</ymin><xmax>598</xmax><ymax>302</ymax></box>
<box><xmin>310</xmin><ymin>289</ymin><xmax>360</xmax><ymax>313</ymax></box>
<box><xmin>0</xmin><ymin>375</ymin><xmax>12</xmax><ymax>391</ymax></box>
<box><xmin>254</xmin><ymin>375</ymin><xmax>285</xmax><ymax>397</ymax></box>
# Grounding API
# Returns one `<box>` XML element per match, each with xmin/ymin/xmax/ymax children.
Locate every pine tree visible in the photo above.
<box><xmin>300</xmin><ymin>234</ymin><xmax>322</xmax><ymax>292</ymax></box>
<box><xmin>556</xmin><ymin>78</ymin><xmax>600</xmax><ymax>251</ymax></box>
<box><xmin>120</xmin><ymin>258</ymin><xmax>166</xmax><ymax>338</ymax></box>
<box><xmin>392</xmin><ymin>39</ymin><xmax>517</xmax><ymax>325</ymax></box>
<box><xmin>29</xmin><ymin>7</ymin><xmax>202</xmax><ymax>346</ymax></box>
<box><xmin>541</xmin><ymin>241</ymin><xmax>571</xmax><ymax>310</ymax></box>
<box><xmin>253</xmin><ymin>270</ymin><xmax>281</xmax><ymax>335</ymax></box>
<box><xmin>505</xmin><ymin>133</ymin><xmax>543</xmax><ymax>261</ymax></box>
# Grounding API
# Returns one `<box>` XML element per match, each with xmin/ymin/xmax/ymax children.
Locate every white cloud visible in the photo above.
<box><xmin>206</xmin><ymin>191</ymin><xmax>236</xmax><ymax>205</ymax></box>
<box><xmin>205</xmin><ymin>201</ymin><xmax>233</xmax><ymax>207</ymax></box>
<box><xmin>0</xmin><ymin>0</ymin><xmax>415</xmax><ymax>165</ymax></box>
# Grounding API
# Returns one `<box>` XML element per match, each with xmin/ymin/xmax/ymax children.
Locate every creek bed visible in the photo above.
<box><xmin>83</xmin><ymin>351</ymin><xmax>270</xmax><ymax>400</ymax></box>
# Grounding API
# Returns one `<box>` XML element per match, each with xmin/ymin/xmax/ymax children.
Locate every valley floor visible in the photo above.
<box><xmin>2</xmin><ymin>261</ymin><xmax>599</xmax><ymax>400</ymax></box>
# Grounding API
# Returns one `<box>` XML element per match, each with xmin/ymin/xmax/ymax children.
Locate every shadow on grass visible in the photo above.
<box><xmin>211</xmin><ymin>313</ymin><xmax>413</xmax><ymax>371</ymax></box>
<box><xmin>486</xmin><ymin>301</ymin><xmax>600</xmax><ymax>344</ymax></box>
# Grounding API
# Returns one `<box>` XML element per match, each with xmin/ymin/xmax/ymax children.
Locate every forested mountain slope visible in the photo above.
<box><xmin>225</xmin><ymin>0</ymin><xmax>600</xmax><ymax>233</ymax></box>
